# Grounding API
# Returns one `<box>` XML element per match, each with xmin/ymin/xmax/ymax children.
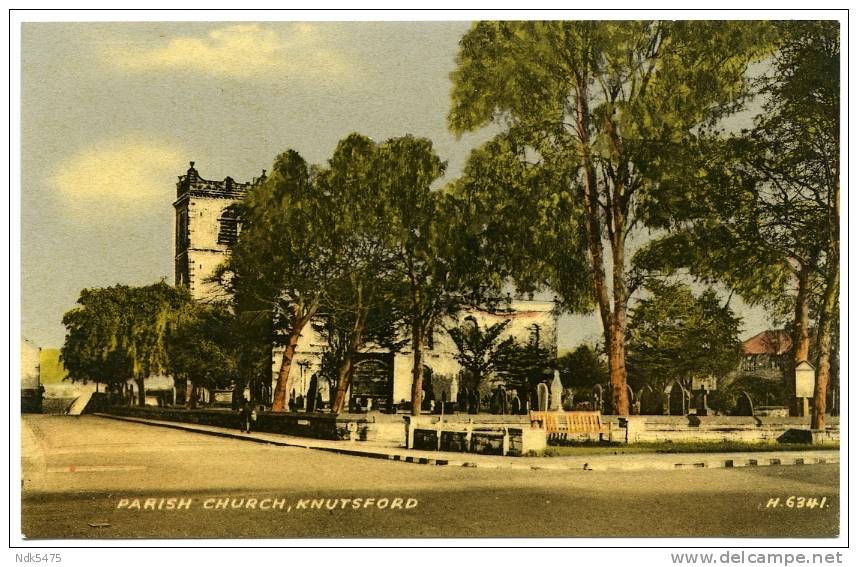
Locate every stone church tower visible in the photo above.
<box><xmin>173</xmin><ymin>162</ymin><xmax>264</xmax><ymax>300</ymax></box>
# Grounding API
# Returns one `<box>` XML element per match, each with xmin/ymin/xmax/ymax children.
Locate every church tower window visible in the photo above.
<box><xmin>218</xmin><ymin>207</ymin><xmax>239</xmax><ymax>246</ymax></box>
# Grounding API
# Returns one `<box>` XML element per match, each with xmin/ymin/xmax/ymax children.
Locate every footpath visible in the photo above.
<box><xmin>93</xmin><ymin>413</ymin><xmax>840</xmax><ymax>473</ymax></box>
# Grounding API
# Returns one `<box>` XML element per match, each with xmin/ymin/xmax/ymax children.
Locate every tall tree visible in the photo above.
<box><xmin>634</xmin><ymin>22</ymin><xmax>839</xmax><ymax>423</ymax></box>
<box><xmin>379</xmin><ymin>135</ymin><xmax>459</xmax><ymax>415</ymax></box>
<box><xmin>224</xmin><ymin>150</ymin><xmax>341</xmax><ymax>412</ymax></box>
<box><xmin>318</xmin><ymin>134</ymin><xmax>401</xmax><ymax>414</ymax></box>
<box><xmin>448</xmin><ymin>21</ymin><xmax>770</xmax><ymax>414</ymax></box>
<box><xmin>759</xmin><ymin>22</ymin><xmax>839</xmax><ymax>428</ymax></box>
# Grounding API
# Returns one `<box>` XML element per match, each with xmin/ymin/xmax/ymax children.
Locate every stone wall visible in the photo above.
<box><xmin>611</xmin><ymin>415</ymin><xmax>840</xmax><ymax>444</ymax></box>
<box><xmin>103</xmin><ymin>406</ymin><xmax>373</xmax><ymax>441</ymax></box>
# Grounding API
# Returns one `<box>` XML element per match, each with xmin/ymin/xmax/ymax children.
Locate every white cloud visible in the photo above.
<box><xmin>106</xmin><ymin>23</ymin><xmax>348</xmax><ymax>79</ymax></box>
<box><xmin>50</xmin><ymin>138</ymin><xmax>183</xmax><ymax>217</ymax></box>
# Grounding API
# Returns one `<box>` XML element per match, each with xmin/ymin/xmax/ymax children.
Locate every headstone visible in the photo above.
<box><xmin>457</xmin><ymin>387</ymin><xmax>469</xmax><ymax>414</ymax></box>
<box><xmin>510</xmin><ymin>394</ymin><xmax>521</xmax><ymax>415</ymax></box>
<box><xmin>537</xmin><ymin>382</ymin><xmax>549</xmax><ymax>412</ymax></box>
<box><xmin>306</xmin><ymin>375</ymin><xmax>319</xmax><ymax>412</ymax></box>
<box><xmin>562</xmin><ymin>389</ymin><xmax>575</xmax><ymax>411</ymax></box>
<box><xmin>591</xmin><ymin>384</ymin><xmax>604</xmax><ymax>414</ymax></box>
<box><xmin>664</xmin><ymin>381</ymin><xmax>687</xmax><ymax>416</ymax></box>
<box><xmin>734</xmin><ymin>391</ymin><xmax>754</xmax><ymax>416</ymax></box>
<box><xmin>549</xmin><ymin>370</ymin><xmax>563</xmax><ymax>410</ymax></box>
<box><xmin>638</xmin><ymin>385</ymin><xmax>660</xmax><ymax>415</ymax></box>
<box><xmin>693</xmin><ymin>385</ymin><xmax>712</xmax><ymax>416</ymax></box>
<box><xmin>422</xmin><ymin>378</ymin><xmax>434</xmax><ymax>411</ymax></box>
<box><xmin>449</xmin><ymin>376</ymin><xmax>459</xmax><ymax>406</ymax></box>
<box><xmin>468</xmin><ymin>389</ymin><xmax>479</xmax><ymax>414</ymax></box>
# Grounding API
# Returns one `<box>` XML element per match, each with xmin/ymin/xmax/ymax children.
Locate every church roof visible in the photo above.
<box><xmin>743</xmin><ymin>329</ymin><xmax>792</xmax><ymax>356</ymax></box>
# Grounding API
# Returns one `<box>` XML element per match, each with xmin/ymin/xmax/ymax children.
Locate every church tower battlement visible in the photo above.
<box><xmin>173</xmin><ymin>162</ymin><xmax>266</xmax><ymax>300</ymax></box>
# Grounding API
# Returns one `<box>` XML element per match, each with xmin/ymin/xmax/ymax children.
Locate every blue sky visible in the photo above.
<box><xmin>20</xmin><ymin>21</ymin><xmax>772</xmax><ymax>350</ymax></box>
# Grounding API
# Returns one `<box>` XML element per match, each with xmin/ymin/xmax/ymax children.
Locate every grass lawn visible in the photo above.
<box><xmin>542</xmin><ymin>441</ymin><xmax>840</xmax><ymax>456</ymax></box>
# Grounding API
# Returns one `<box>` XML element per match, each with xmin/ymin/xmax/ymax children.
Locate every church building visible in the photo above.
<box><xmin>173</xmin><ymin>162</ymin><xmax>558</xmax><ymax>411</ymax></box>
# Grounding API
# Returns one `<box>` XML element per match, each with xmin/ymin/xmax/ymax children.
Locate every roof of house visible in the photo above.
<box><xmin>743</xmin><ymin>329</ymin><xmax>792</xmax><ymax>356</ymax></box>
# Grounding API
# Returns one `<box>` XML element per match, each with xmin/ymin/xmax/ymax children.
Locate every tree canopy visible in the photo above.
<box><xmin>61</xmin><ymin>282</ymin><xmax>191</xmax><ymax>404</ymax></box>
<box><xmin>448</xmin><ymin>20</ymin><xmax>772</xmax><ymax>414</ymax></box>
<box><xmin>626</xmin><ymin>281</ymin><xmax>743</xmax><ymax>392</ymax></box>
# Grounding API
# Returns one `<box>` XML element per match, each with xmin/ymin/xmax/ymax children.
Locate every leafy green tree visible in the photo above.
<box><xmin>61</xmin><ymin>286</ymin><xmax>133</xmax><ymax>394</ymax></box>
<box><xmin>61</xmin><ymin>282</ymin><xmax>191</xmax><ymax>405</ymax></box>
<box><xmin>495</xmin><ymin>338</ymin><xmax>554</xmax><ymax>392</ymax></box>
<box><xmin>316</xmin><ymin>134</ymin><xmax>404</xmax><ymax>414</ymax></box>
<box><xmin>626</xmin><ymin>282</ymin><xmax>743</xmax><ymax>393</ymax></box>
<box><xmin>379</xmin><ymin>135</ymin><xmax>469</xmax><ymax>415</ymax></box>
<box><xmin>557</xmin><ymin>344</ymin><xmax>608</xmax><ymax>392</ymax></box>
<box><xmin>447</xmin><ymin>317</ymin><xmax>515</xmax><ymax>392</ymax></box>
<box><xmin>223</xmin><ymin>149</ymin><xmax>342</xmax><ymax>411</ymax></box>
<box><xmin>761</xmin><ymin>22</ymin><xmax>839</xmax><ymax>429</ymax></box>
<box><xmin>448</xmin><ymin>21</ymin><xmax>771</xmax><ymax>414</ymax></box>
<box><xmin>634</xmin><ymin>22</ymin><xmax>839</xmax><ymax>424</ymax></box>
<box><xmin>165</xmin><ymin>302</ymin><xmax>238</xmax><ymax>408</ymax></box>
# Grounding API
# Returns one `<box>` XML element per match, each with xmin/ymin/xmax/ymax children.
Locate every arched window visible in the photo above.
<box><xmin>218</xmin><ymin>207</ymin><xmax>239</xmax><ymax>246</ymax></box>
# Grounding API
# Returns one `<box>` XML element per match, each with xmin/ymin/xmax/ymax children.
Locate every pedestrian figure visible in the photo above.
<box><xmin>239</xmin><ymin>398</ymin><xmax>253</xmax><ymax>433</ymax></box>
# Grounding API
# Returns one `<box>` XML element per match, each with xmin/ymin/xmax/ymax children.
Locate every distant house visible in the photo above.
<box><xmin>741</xmin><ymin>329</ymin><xmax>791</xmax><ymax>372</ymax></box>
<box><xmin>21</xmin><ymin>338</ymin><xmax>42</xmax><ymax>413</ymax></box>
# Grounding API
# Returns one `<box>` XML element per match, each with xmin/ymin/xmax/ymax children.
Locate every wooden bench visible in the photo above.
<box><xmin>529</xmin><ymin>411</ymin><xmax>603</xmax><ymax>439</ymax></box>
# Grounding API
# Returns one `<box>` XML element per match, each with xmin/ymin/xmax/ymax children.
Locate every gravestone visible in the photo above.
<box><xmin>664</xmin><ymin>381</ymin><xmax>687</xmax><ymax>416</ymax></box>
<box><xmin>591</xmin><ymin>384</ymin><xmax>604</xmax><ymax>414</ymax></box>
<box><xmin>422</xmin><ymin>378</ymin><xmax>434</xmax><ymax>411</ymax></box>
<box><xmin>306</xmin><ymin>374</ymin><xmax>319</xmax><ymax>412</ymax></box>
<box><xmin>537</xmin><ymin>382</ymin><xmax>549</xmax><ymax>412</ymax></box>
<box><xmin>489</xmin><ymin>387</ymin><xmax>501</xmax><ymax>414</ymax></box>
<box><xmin>449</xmin><ymin>376</ymin><xmax>459</xmax><ymax>408</ymax></box>
<box><xmin>691</xmin><ymin>375</ymin><xmax>717</xmax><ymax>416</ymax></box>
<box><xmin>638</xmin><ymin>385</ymin><xmax>660</xmax><ymax>415</ymax></box>
<box><xmin>510</xmin><ymin>394</ymin><xmax>521</xmax><ymax>415</ymax></box>
<box><xmin>549</xmin><ymin>370</ymin><xmax>563</xmax><ymax>410</ymax></box>
<box><xmin>468</xmin><ymin>389</ymin><xmax>479</xmax><ymax>414</ymax></box>
<box><xmin>457</xmin><ymin>387</ymin><xmax>469</xmax><ymax>414</ymax></box>
<box><xmin>734</xmin><ymin>391</ymin><xmax>754</xmax><ymax>416</ymax></box>
<box><xmin>562</xmin><ymin>389</ymin><xmax>575</xmax><ymax>411</ymax></box>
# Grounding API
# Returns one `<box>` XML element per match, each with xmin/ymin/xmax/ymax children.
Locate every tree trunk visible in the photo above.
<box><xmin>608</xmin><ymin>311</ymin><xmax>630</xmax><ymax>416</ymax></box>
<box><xmin>608</xmin><ymin>206</ymin><xmax>630</xmax><ymax>416</ymax></box>
<box><xmin>410</xmin><ymin>324</ymin><xmax>425</xmax><ymax>416</ymax></box>
<box><xmin>136</xmin><ymin>377</ymin><xmax>145</xmax><ymax>406</ymax></box>
<box><xmin>812</xmin><ymin>240</ymin><xmax>839</xmax><ymax>428</ymax></box>
<box><xmin>332</xmin><ymin>309</ymin><xmax>367</xmax><ymax>415</ymax></box>
<box><xmin>270</xmin><ymin>300</ymin><xmax>318</xmax><ymax>412</ymax></box>
<box><xmin>185</xmin><ymin>378</ymin><xmax>196</xmax><ymax>409</ymax></box>
<box><xmin>333</xmin><ymin>354</ymin><xmax>355</xmax><ymax>415</ymax></box>
<box><xmin>788</xmin><ymin>265</ymin><xmax>811</xmax><ymax>415</ymax></box>
<box><xmin>811</xmin><ymin>280</ymin><xmax>837</xmax><ymax>429</ymax></box>
<box><xmin>575</xmin><ymin>73</ymin><xmax>629</xmax><ymax>415</ymax></box>
<box><xmin>271</xmin><ymin>331</ymin><xmax>301</xmax><ymax>412</ymax></box>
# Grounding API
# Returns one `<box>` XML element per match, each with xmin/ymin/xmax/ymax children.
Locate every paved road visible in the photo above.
<box><xmin>21</xmin><ymin>415</ymin><xmax>840</xmax><ymax>539</ymax></box>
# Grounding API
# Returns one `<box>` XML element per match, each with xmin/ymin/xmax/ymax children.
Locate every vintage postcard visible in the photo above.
<box><xmin>12</xmin><ymin>9</ymin><xmax>846</xmax><ymax>559</ymax></box>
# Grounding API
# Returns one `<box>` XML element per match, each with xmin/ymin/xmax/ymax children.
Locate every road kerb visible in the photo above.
<box><xmin>92</xmin><ymin>413</ymin><xmax>838</xmax><ymax>473</ymax></box>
